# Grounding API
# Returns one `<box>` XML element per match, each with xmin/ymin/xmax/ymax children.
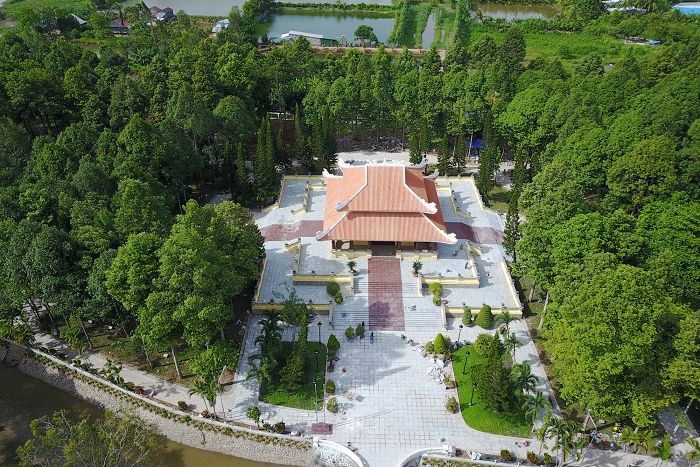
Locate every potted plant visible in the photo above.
<box><xmin>412</xmin><ymin>260</ymin><xmax>422</xmax><ymax>276</ymax></box>
<box><xmin>346</xmin><ymin>260</ymin><xmax>357</xmax><ymax>275</ymax></box>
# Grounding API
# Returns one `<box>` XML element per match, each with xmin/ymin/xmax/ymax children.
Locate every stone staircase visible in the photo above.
<box><xmin>330</xmin><ymin>305</ymin><xmax>369</xmax><ymax>330</ymax></box>
<box><xmin>3</xmin><ymin>341</ymin><xmax>26</xmax><ymax>366</ymax></box>
<box><xmin>403</xmin><ymin>304</ymin><xmax>444</xmax><ymax>330</ymax></box>
<box><xmin>354</xmin><ymin>274</ymin><xmax>369</xmax><ymax>296</ymax></box>
<box><xmin>368</xmin><ymin>257</ymin><xmax>405</xmax><ymax>331</ymax></box>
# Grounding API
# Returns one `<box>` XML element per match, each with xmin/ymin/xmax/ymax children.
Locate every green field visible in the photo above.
<box><xmin>261</xmin><ymin>341</ymin><xmax>327</xmax><ymax>410</ymax></box>
<box><xmin>452</xmin><ymin>345</ymin><xmax>532</xmax><ymax>437</ymax></box>
<box><xmin>1</xmin><ymin>0</ymin><xmax>93</xmax><ymax>19</ymax></box>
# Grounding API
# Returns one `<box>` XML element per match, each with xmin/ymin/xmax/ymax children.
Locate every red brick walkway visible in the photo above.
<box><xmin>260</xmin><ymin>220</ymin><xmax>324</xmax><ymax>241</ymax></box>
<box><xmin>368</xmin><ymin>257</ymin><xmax>405</xmax><ymax>331</ymax></box>
<box><xmin>445</xmin><ymin>222</ymin><xmax>503</xmax><ymax>244</ymax></box>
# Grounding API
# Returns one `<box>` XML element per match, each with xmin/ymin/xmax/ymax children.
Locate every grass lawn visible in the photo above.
<box><xmin>261</xmin><ymin>341</ymin><xmax>327</xmax><ymax>410</ymax></box>
<box><xmin>452</xmin><ymin>344</ymin><xmax>531</xmax><ymax>438</ymax></box>
<box><xmin>487</xmin><ymin>186</ymin><xmax>511</xmax><ymax>214</ymax></box>
<box><xmin>1</xmin><ymin>0</ymin><xmax>93</xmax><ymax>19</ymax></box>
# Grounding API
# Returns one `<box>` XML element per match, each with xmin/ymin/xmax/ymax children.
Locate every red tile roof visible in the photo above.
<box><xmin>318</xmin><ymin>163</ymin><xmax>456</xmax><ymax>244</ymax></box>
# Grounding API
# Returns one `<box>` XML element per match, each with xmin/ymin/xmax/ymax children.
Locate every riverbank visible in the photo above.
<box><xmin>0</xmin><ymin>342</ymin><xmax>312</xmax><ymax>466</ymax></box>
<box><xmin>0</xmin><ymin>364</ymin><xmax>277</xmax><ymax>466</ymax></box>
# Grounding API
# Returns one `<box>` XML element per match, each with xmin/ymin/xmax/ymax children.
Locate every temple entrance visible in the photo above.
<box><xmin>371</xmin><ymin>241</ymin><xmax>396</xmax><ymax>257</ymax></box>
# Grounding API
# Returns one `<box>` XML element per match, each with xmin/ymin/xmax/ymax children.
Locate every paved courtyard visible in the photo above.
<box><xmin>223</xmin><ymin>316</ymin><xmax>554</xmax><ymax>466</ymax></box>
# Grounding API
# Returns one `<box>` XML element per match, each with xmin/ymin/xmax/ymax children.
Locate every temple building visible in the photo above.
<box><xmin>317</xmin><ymin>161</ymin><xmax>457</xmax><ymax>255</ymax></box>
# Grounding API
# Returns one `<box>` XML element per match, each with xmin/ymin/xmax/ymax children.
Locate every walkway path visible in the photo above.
<box><xmin>368</xmin><ymin>257</ymin><xmax>405</xmax><ymax>331</ymax></box>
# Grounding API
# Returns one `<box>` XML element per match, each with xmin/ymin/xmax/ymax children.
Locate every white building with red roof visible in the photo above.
<box><xmin>318</xmin><ymin>160</ymin><xmax>457</xmax><ymax>254</ymax></box>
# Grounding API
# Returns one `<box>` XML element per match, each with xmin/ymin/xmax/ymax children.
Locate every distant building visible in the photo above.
<box><xmin>672</xmin><ymin>2</ymin><xmax>700</xmax><ymax>14</ymax></box>
<box><xmin>279</xmin><ymin>30</ymin><xmax>339</xmax><ymax>47</ymax></box>
<box><xmin>110</xmin><ymin>17</ymin><xmax>130</xmax><ymax>35</ymax></box>
<box><xmin>212</xmin><ymin>18</ymin><xmax>230</xmax><ymax>34</ymax></box>
<box><xmin>149</xmin><ymin>5</ymin><xmax>176</xmax><ymax>21</ymax></box>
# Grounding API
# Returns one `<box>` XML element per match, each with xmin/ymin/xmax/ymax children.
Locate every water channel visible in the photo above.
<box><xmin>0</xmin><ymin>365</ymin><xmax>277</xmax><ymax>467</ymax></box>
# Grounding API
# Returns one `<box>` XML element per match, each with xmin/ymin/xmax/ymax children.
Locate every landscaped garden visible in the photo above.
<box><xmin>261</xmin><ymin>340</ymin><xmax>327</xmax><ymax>410</ymax></box>
<box><xmin>452</xmin><ymin>342</ymin><xmax>532</xmax><ymax>438</ymax></box>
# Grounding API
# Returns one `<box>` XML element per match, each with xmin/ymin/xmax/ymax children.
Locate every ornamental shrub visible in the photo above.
<box><xmin>326</xmin><ymin>282</ymin><xmax>340</xmax><ymax>296</ymax></box>
<box><xmin>428</xmin><ymin>282</ymin><xmax>443</xmax><ymax>297</ymax></box>
<box><xmin>327</xmin><ymin>334</ymin><xmax>340</xmax><ymax>358</ymax></box>
<box><xmin>273</xmin><ymin>421</ymin><xmax>286</xmax><ymax>433</ymax></box>
<box><xmin>424</xmin><ymin>341</ymin><xmax>434</xmax><ymax>353</ymax></box>
<box><xmin>177</xmin><ymin>400</ymin><xmax>188</xmax><ymax>410</ymax></box>
<box><xmin>527</xmin><ymin>451</ymin><xmax>539</xmax><ymax>464</ymax></box>
<box><xmin>355</xmin><ymin>324</ymin><xmax>365</xmax><ymax>337</ymax></box>
<box><xmin>445</xmin><ymin>396</ymin><xmax>459</xmax><ymax>413</ymax></box>
<box><xmin>543</xmin><ymin>453</ymin><xmax>554</xmax><ymax>466</ymax></box>
<box><xmin>345</xmin><ymin>326</ymin><xmax>355</xmax><ymax>339</ymax></box>
<box><xmin>433</xmin><ymin>295</ymin><xmax>442</xmax><ymax>305</ymax></box>
<box><xmin>325</xmin><ymin>379</ymin><xmax>336</xmax><ymax>394</ymax></box>
<box><xmin>500</xmin><ymin>449</ymin><xmax>513</xmax><ymax>462</ymax></box>
<box><xmin>475</xmin><ymin>304</ymin><xmax>494</xmax><ymax>328</ymax></box>
<box><xmin>462</xmin><ymin>308</ymin><xmax>472</xmax><ymax>326</ymax></box>
<box><xmin>327</xmin><ymin>397</ymin><xmax>339</xmax><ymax>413</ymax></box>
<box><xmin>334</xmin><ymin>292</ymin><xmax>343</xmax><ymax>304</ymax></box>
<box><xmin>433</xmin><ymin>333</ymin><xmax>449</xmax><ymax>354</ymax></box>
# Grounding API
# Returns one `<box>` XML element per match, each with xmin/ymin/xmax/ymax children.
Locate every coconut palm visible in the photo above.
<box><xmin>189</xmin><ymin>377</ymin><xmax>216</xmax><ymax>416</ymax></box>
<box><xmin>620</xmin><ymin>426</ymin><xmax>640</xmax><ymax>453</ymax></box>
<box><xmin>498</xmin><ymin>310</ymin><xmax>516</xmax><ymax>332</ymax></box>
<box><xmin>512</xmin><ymin>362</ymin><xmax>539</xmax><ymax>393</ymax></box>
<box><xmin>637</xmin><ymin>429</ymin><xmax>655</xmax><ymax>455</ymax></box>
<box><xmin>346</xmin><ymin>260</ymin><xmax>357</xmax><ymax>274</ymax></box>
<box><xmin>522</xmin><ymin>391</ymin><xmax>547</xmax><ymax>432</ymax></box>
<box><xmin>503</xmin><ymin>331</ymin><xmax>521</xmax><ymax>361</ymax></box>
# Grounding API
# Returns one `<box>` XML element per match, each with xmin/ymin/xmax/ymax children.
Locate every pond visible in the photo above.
<box><xmin>475</xmin><ymin>3</ymin><xmax>557</xmax><ymax>20</ymax></box>
<box><xmin>262</xmin><ymin>11</ymin><xmax>395</xmax><ymax>43</ymax></box>
<box><xmin>0</xmin><ymin>365</ymin><xmax>278</xmax><ymax>467</ymax></box>
<box><xmin>134</xmin><ymin>0</ymin><xmax>393</xmax><ymax>17</ymax></box>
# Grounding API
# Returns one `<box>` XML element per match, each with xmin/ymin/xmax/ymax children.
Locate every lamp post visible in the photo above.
<box><xmin>470</xmin><ymin>382</ymin><xmax>477</xmax><ymax>406</ymax></box>
<box><xmin>317</xmin><ymin>321</ymin><xmax>322</xmax><ymax>344</ymax></box>
<box><xmin>458</xmin><ymin>324</ymin><xmax>463</xmax><ymax>344</ymax></box>
<box><xmin>462</xmin><ymin>350</ymin><xmax>470</xmax><ymax>375</ymax></box>
<box><xmin>314</xmin><ymin>349</ymin><xmax>319</xmax><ymax>423</ymax></box>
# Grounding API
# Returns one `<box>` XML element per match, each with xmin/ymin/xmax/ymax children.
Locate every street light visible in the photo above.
<box><xmin>317</xmin><ymin>321</ymin><xmax>322</xmax><ymax>344</ymax></box>
<box><xmin>470</xmin><ymin>382</ymin><xmax>477</xmax><ymax>406</ymax></box>
<box><xmin>458</xmin><ymin>324</ymin><xmax>463</xmax><ymax>344</ymax></box>
<box><xmin>462</xmin><ymin>350</ymin><xmax>470</xmax><ymax>375</ymax></box>
<box><xmin>314</xmin><ymin>349</ymin><xmax>320</xmax><ymax>423</ymax></box>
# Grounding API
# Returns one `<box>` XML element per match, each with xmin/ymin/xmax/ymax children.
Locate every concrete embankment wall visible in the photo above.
<box><xmin>2</xmin><ymin>342</ymin><xmax>314</xmax><ymax>466</ymax></box>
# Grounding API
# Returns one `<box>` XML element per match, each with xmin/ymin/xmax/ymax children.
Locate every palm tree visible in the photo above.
<box><xmin>522</xmin><ymin>391</ymin><xmax>547</xmax><ymax>433</ymax></box>
<box><xmin>189</xmin><ymin>377</ymin><xmax>215</xmax><ymax>416</ymax></box>
<box><xmin>686</xmin><ymin>437</ymin><xmax>700</xmax><ymax>464</ymax></box>
<box><xmin>346</xmin><ymin>260</ymin><xmax>357</xmax><ymax>274</ymax></box>
<box><xmin>503</xmin><ymin>331</ymin><xmax>521</xmax><ymax>361</ymax></box>
<box><xmin>246</xmin><ymin>354</ymin><xmax>275</xmax><ymax>389</ymax></box>
<box><xmin>512</xmin><ymin>362</ymin><xmax>539</xmax><ymax>393</ymax></box>
<box><xmin>638</xmin><ymin>429</ymin><xmax>655</xmax><ymax>455</ymax></box>
<box><xmin>620</xmin><ymin>426</ymin><xmax>640</xmax><ymax>454</ymax></box>
<box><xmin>498</xmin><ymin>310</ymin><xmax>516</xmax><ymax>332</ymax></box>
<box><xmin>255</xmin><ymin>314</ymin><xmax>281</xmax><ymax>356</ymax></box>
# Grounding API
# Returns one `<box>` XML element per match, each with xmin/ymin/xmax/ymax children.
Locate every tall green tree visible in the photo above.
<box><xmin>253</xmin><ymin>117</ymin><xmax>278</xmax><ymax>204</ymax></box>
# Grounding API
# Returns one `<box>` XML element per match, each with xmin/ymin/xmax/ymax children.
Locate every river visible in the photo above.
<box><xmin>474</xmin><ymin>3</ymin><xmax>556</xmax><ymax>19</ymax></box>
<box><xmin>0</xmin><ymin>365</ymin><xmax>277</xmax><ymax>467</ymax></box>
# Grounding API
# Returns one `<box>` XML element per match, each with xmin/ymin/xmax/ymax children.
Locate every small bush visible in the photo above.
<box><xmin>326</xmin><ymin>282</ymin><xmax>340</xmax><ymax>296</ymax></box>
<box><xmin>177</xmin><ymin>400</ymin><xmax>188</xmax><ymax>411</ymax></box>
<box><xmin>273</xmin><ymin>421</ymin><xmax>286</xmax><ymax>433</ymax></box>
<box><xmin>543</xmin><ymin>453</ymin><xmax>554</xmax><ymax>466</ymax></box>
<box><xmin>433</xmin><ymin>295</ymin><xmax>442</xmax><ymax>305</ymax></box>
<box><xmin>327</xmin><ymin>334</ymin><xmax>340</xmax><ymax>358</ymax></box>
<box><xmin>325</xmin><ymin>379</ymin><xmax>336</xmax><ymax>394</ymax></box>
<box><xmin>327</xmin><ymin>397</ymin><xmax>338</xmax><ymax>413</ymax></box>
<box><xmin>462</xmin><ymin>308</ymin><xmax>472</xmax><ymax>326</ymax></box>
<box><xmin>433</xmin><ymin>333</ymin><xmax>449</xmax><ymax>354</ymax></box>
<box><xmin>500</xmin><ymin>449</ymin><xmax>513</xmax><ymax>462</ymax></box>
<box><xmin>445</xmin><ymin>396</ymin><xmax>459</xmax><ymax>413</ymax></box>
<box><xmin>527</xmin><ymin>451</ymin><xmax>539</xmax><ymax>464</ymax></box>
<box><xmin>262</xmin><ymin>422</ymin><xmax>272</xmax><ymax>432</ymax></box>
<box><xmin>345</xmin><ymin>326</ymin><xmax>355</xmax><ymax>339</ymax></box>
<box><xmin>424</xmin><ymin>341</ymin><xmax>434</xmax><ymax>353</ymax></box>
<box><xmin>355</xmin><ymin>324</ymin><xmax>365</xmax><ymax>337</ymax></box>
<box><xmin>334</xmin><ymin>292</ymin><xmax>343</xmax><ymax>304</ymax></box>
<box><xmin>428</xmin><ymin>282</ymin><xmax>443</xmax><ymax>297</ymax></box>
<box><xmin>475</xmin><ymin>304</ymin><xmax>494</xmax><ymax>328</ymax></box>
